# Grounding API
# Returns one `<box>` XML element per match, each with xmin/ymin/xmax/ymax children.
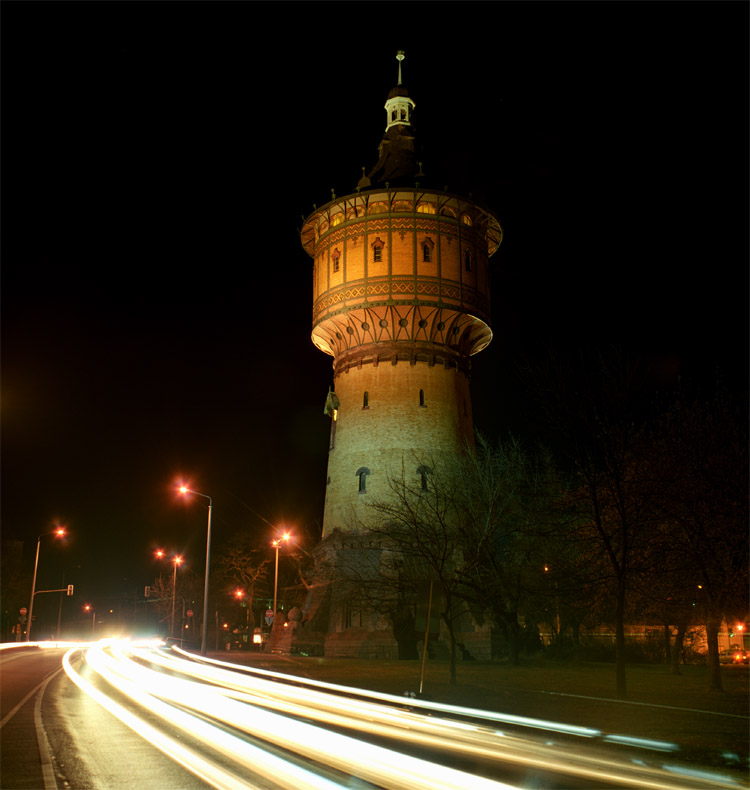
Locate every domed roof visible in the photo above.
<box><xmin>387</xmin><ymin>85</ymin><xmax>410</xmax><ymax>100</ymax></box>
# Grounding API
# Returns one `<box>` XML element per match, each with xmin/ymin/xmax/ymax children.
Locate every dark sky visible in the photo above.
<box><xmin>2</xmin><ymin>2</ymin><xmax>748</xmax><ymax>608</ymax></box>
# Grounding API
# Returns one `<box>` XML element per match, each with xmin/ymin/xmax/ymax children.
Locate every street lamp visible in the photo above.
<box><xmin>83</xmin><ymin>604</ymin><xmax>95</xmax><ymax>637</ymax></box>
<box><xmin>178</xmin><ymin>486</ymin><xmax>213</xmax><ymax>656</ymax></box>
<box><xmin>156</xmin><ymin>550</ymin><xmax>184</xmax><ymax>638</ymax></box>
<box><xmin>271</xmin><ymin>531</ymin><xmax>291</xmax><ymax>638</ymax></box>
<box><xmin>170</xmin><ymin>555</ymin><xmax>183</xmax><ymax>637</ymax></box>
<box><xmin>27</xmin><ymin>526</ymin><xmax>66</xmax><ymax>641</ymax></box>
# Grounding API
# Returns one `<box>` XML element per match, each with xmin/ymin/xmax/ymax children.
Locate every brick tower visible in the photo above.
<box><xmin>295</xmin><ymin>53</ymin><xmax>502</xmax><ymax>657</ymax></box>
<box><xmin>301</xmin><ymin>53</ymin><xmax>502</xmax><ymax>539</ymax></box>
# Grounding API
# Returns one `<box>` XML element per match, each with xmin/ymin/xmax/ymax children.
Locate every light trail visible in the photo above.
<box><xmin>66</xmin><ymin>640</ymin><xmax>519</xmax><ymax>790</ymax></box>
<box><xmin>60</xmin><ymin>639</ymin><xmax>745</xmax><ymax>790</ymax></box>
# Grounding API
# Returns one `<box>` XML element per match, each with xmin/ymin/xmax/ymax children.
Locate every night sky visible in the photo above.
<box><xmin>2</xmin><ymin>2</ymin><xmax>748</xmax><ymax>615</ymax></box>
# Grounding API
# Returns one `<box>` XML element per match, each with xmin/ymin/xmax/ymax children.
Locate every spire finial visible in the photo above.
<box><xmin>396</xmin><ymin>50</ymin><xmax>405</xmax><ymax>86</ymax></box>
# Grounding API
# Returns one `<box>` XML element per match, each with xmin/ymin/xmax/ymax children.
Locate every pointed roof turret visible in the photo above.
<box><xmin>365</xmin><ymin>51</ymin><xmax>419</xmax><ymax>187</ymax></box>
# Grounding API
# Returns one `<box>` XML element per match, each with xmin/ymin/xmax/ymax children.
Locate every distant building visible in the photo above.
<box><xmin>286</xmin><ymin>53</ymin><xmax>502</xmax><ymax>659</ymax></box>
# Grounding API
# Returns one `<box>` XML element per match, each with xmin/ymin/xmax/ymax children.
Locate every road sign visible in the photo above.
<box><xmin>19</xmin><ymin>607</ymin><xmax>27</xmax><ymax>615</ymax></box>
<box><xmin>186</xmin><ymin>610</ymin><xmax>193</xmax><ymax>617</ymax></box>
<box><xmin>265</xmin><ymin>608</ymin><xmax>274</xmax><ymax>625</ymax></box>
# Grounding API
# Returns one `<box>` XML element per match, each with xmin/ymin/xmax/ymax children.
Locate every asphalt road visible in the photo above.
<box><xmin>1</xmin><ymin>642</ymin><xmax>746</xmax><ymax>790</ymax></box>
<box><xmin>1</xmin><ymin>645</ymin><xmax>207</xmax><ymax>790</ymax></box>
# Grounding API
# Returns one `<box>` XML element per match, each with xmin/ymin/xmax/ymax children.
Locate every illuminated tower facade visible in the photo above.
<box><xmin>301</xmin><ymin>54</ymin><xmax>502</xmax><ymax>540</ymax></box>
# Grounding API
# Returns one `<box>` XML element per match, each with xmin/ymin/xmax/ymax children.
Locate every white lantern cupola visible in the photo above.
<box><xmin>384</xmin><ymin>51</ymin><xmax>415</xmax><ymax>132</ymax></box>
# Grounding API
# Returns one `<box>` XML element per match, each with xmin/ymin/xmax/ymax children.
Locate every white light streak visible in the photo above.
<box><xmin>57</xmin><ymin>640</ymin><xmax>743</xmax><ymax>790</ymax></box>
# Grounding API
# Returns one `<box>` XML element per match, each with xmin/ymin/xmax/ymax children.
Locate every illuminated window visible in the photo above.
<box><xmin>460</xmin><ymin>213</ymin><xmax>473</xmax><ymax>226</ymax></box>
<box><xmin>368</xmin><ymin>201</ymin><xmax>388</xmax><ymax>215</ymax></box>
<box><xmin>332</xmin><ymin>249</ymin><xmax>341</xmax><ymax>273</ymax></box>
<box><xmin>331</xmin><ymin>213</ymin><xmax>344</xmax><ymax>227</ymax></box>
<box><xmin>416</xmin><ymin>465</ymin><xmax>432</xmax><ymax>491</ymax></box>
<box><xmin>440</xmin><ymin>206</ymin><xmax>457</xmax><ymax>218</ymax></box>
<box><xmin>355</xmin><ymin>467</ymin><xmax>371</xmax><ymax>493</ymax></box>
<box><xmin>416</xmin><ymin>201</ymin><xmax>437</xmax><ymax>214</ymax></box>
<box><xmin>392</xmin><ymin>200</ymin><xmax>412</xmax><ymax>212</ymax></box>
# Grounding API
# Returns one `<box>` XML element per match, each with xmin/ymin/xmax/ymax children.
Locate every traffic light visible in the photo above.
<box><xmin>144</xmin><ymin>586</ymin><xmax>151</xmax><ymax>598</ymax></box>
<box><xmin>66</xmin><ymin>584</ymin><xmax>74</xmax><ymax>596</ymax></box>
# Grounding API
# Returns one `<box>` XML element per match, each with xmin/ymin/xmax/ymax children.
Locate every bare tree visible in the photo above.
<box><xmin>356</xmin><ymin>456</ymin><xmax>475</xmax><ymax>684</ymax></box>
<box><xmin>457</xmin><ymin>435</ymin><xmax>561</xmax><ymax>664</ymax></box>
<box><xmin>214</xmin><ymin>534</ymin><xmax>270</xmax><ymax>632</ymax></box>
<box><xmin>652</xmin><ymin>386</ymin><xmax>749</xmax><ymax>690</ymax></box>
<box><xmin>527</xmin><ymin>347</ymin><xmax>664</xmax><ymax>698</ymax></box>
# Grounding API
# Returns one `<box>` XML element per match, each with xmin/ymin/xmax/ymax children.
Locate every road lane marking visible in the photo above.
<box><xmin>34</xmin><ymin>668</ymin><xmax>63</xmax><ymax>790</ymax></box>
<box><xmin>539</xmin><ymin>691</ymin><xmax>750</xmax><ymax>719</ymax></box>
<box><xmin>0</xmin><ymin>666</ymin><xmax>62</xmax><ymax>729</ymax></box>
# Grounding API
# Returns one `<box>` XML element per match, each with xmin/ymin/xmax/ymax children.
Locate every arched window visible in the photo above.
<box><xmin>460</xmin><ymin>213</ymin><xmax>473</xmax><ymax>226</ymax></box>
<box><xmin>332</xmin><ymin>249</ymin><xmax>341</xmax><ymax>273</ymax></box>
<box><xmin>422</xmin><ymin>237</ymin><xmax>434</xmax><ymax>262</ymax></box>
<box><xmin>355</xmin><ymin>467</ymin><xmax>371</xmax><ymax>494</ymax></box>
<box><xmin>416</xmin><ymin>465</ymin><xmax>432</xmax><ymax>491</ymax></box>
<box><xmin>371</xmin><ymin>238</ymin><xmax>385</xmax><ymax>262</ymax></box>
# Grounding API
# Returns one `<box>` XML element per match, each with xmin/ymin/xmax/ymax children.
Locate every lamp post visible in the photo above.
<box><xmin>271</xmin><ymin>532</ymin><xmax>291</xmax><ymax>637</ymax></box>
<box><xmin>170</xmin><ymin>555</ymin><xmax>183</xmax><ymax>638</ymax></box>
<box><xmin>27</xmin><ymin>526</ymin><xmax>66</xmax><ymax>641</ymax></box>
<box><xmin>179</xmin><ymin>486</ymin><xmax>213</xmax><ymax>656</ymax></box>
<box><xmin>83</xmin><ymin>604</ymin><xmax>95</xmax><ymax>637</ymax></box>
<box><xmin>155</xmin><ymin>549</ymin><xmax>183</xmax><ymax>638</ymax></box>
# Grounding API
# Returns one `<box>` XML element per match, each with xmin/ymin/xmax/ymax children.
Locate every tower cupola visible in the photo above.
<box><xmin>384</xmin><ymin>51</ymin><xmax>415</xmax><ymax>132</ymax></box>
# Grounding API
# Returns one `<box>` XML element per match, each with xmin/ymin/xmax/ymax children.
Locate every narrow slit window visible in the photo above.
<box><xmin>423</xmin><ymin>243</ymin><xmax>432</xmax><ymax>262</ymax></box>
<box><xmin>355</xmin><ymin>467</ymin><xmax>371</xmax><ymax>494</ymax></box>
<box><xmin>419</xmin><ymin>389</ymin><xmax>425</xmax><ymax>407</ymax></box>
<box><xmin>332</xmin><ymin>250</ymin><xmax>341</xmax><ymax>273</ymax></box>
<box><xmin>363</xmin><ymin>391</ymin><xmax>369</xmax><ymax>409</ymax></box>
<box><xmin>464</xmin><ymin>249</ymin><xmax>472</xmax><ymax>271</ymax></box>
<box><xmin>417</xmin><ymin>465</ymin><xmax>432</xmax><ymax>491</ymax></box>
<box><xmin>373</xmin><ymin>244</ymin><xmax>383</xmax><ymax>262</ymax></box>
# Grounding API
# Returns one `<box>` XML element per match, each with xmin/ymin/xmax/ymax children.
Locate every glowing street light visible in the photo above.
<box><xmin>27</xmin><ymin>526</ymin><xmax>66</xmax><ymax>641</ymax></box>
<box><xmin>271</xmin><ymin>531</ymin><xmax>291</xmax><ymax>640</ymax></box>
<box><xmin>178</xmin><ymin>486</ymin><xmax>213</xmax><ymax>656</ymax></box>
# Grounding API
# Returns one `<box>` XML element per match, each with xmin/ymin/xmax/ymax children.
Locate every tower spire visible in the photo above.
<box><xmin>396</xmin><ymin>50</ymin><xmax>405</xmax><ymax>86</ymax></box>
